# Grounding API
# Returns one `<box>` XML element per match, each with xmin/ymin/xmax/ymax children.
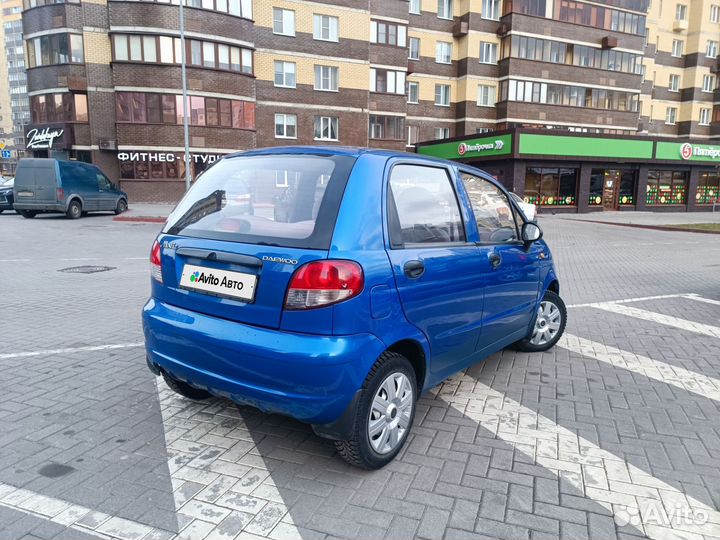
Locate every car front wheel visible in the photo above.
<box><xmin>19</xmin><ymin>210</ymin><xmax>36</xmax><ymax>219</ymax></box>
<box><xmin>334</xmin><ymin>351</ymin><xmax>416</xmax><ymax>469</ymax></box>
<box><xmin>66</xmin><ymin>200</ymin><xmax>82</xmax><ymax>219</ymax></box>
<box><xmin>513</xmin><ymin>290</ymin><xmax>567</xmax><ymax>352</ymax></box>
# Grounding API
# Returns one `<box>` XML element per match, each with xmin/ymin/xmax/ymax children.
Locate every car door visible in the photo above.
<box><xmin>59</xmin><ymin>161</ymin><xmax>95</xmax><ymax>211</ymax></box>
<box><xmin>95</xmin><ymin>171</ymin><xmax>116</xmax><ymax>210</ymax></box>
<box><xmin>458</xmin><ymin>170</ymin><xmax>542</xmax><ymax>352</ymax></box>
<box><xmin>385</xmin><ymin>162</ymin><xmax>488</xmax><ymax>379</ymax></box>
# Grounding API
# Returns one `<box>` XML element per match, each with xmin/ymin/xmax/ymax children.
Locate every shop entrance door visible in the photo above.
<box><xmin>602</xmin><ymin>170</ymin><xmax>620</xmax><ymax>210</ymax></box>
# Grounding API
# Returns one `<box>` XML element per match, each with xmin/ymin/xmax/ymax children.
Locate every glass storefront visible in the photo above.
<box><xmin>696</xmin><ymin>172</ymin><xmax>719</xmax><ymax>205</ymax></box>
<box><xmin>524</xmin><ymin>167</ymin><xmax>577</xmax><ymax>206</ymax></box>
<box><xmin>589</xmin><ymin>169</ymin><xmax>636</xmax><ymax>207</ymax></box>
<box><xmin>646</xmin><ymin>170</ymin><xmax>688</xmax><ymax>205</ymax></box>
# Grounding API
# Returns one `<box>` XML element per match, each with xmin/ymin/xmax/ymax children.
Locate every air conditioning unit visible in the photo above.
<box><xmin>601</xmin><ymin>36</ymin><xmax>618</xmax><ymax>49</ymax></box>
<box><xmin>496</xmin><ymin>23</ymin><xmax>509</xmax><ymax>36</ymax></box>
<box><xmin>672</xmin><ymin>19</ymin><xmax>688</xmax><ymax>31</ymax></box>
<box><xmin>99</xmin><ymin>138</ymin><xmax>117</xmax><ymax>150</ymax></box>
<box><xmin>453</xmin><ymin>20</ymin><xmax>469</xmax><ymax>37</ymax></box>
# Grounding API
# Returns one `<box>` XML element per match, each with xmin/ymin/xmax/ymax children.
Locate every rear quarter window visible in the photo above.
<box><xmin>164</xmin><ymin>154</ymin><xmax>356</xmax><ymax>249</ymax></box>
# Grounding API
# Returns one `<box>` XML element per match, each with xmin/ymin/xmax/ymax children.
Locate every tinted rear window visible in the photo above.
<box><xmin>164</xmin><ymin>154</ymin><xmax>356</xmax><ymax>249</ymax></box>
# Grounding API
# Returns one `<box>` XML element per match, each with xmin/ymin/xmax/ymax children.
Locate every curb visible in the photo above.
<box><xmin>113</xmin><ymin>215</ymin><xmax>166</xmax><ymax>223</ymax></box>
<box><xmin>565</xmin><ymin>219</ymin><xmax>720</xmax><ymax>234</ymax></box>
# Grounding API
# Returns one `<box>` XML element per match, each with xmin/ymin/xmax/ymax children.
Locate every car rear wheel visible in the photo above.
<box><xmin>162</xmin><ymin>372</ymin><xmax>212</xmax><ymax>400</ymax></box>
<box><xmin>513</xmin><ymin>290</ymin><xmax>567</xmax><ymax>352</ymax></box>
<box><xmin>114</xmin><ymin>199</ymin><xmax>127</xmax><ymax>215</ymax></box>
<box><xmin>66</xmin><ymin>200</ymin><xmax>82</xmax><ymax>219</ymax></box>
<box><xmin>334</xmin><ymin>351</ymin><xmax>416</xmax><ymax>469</ymax></box>
<box><xmin>19</xmin><ymin>210</ymin><xmax>36</xmax><ymax>219</ymax></box>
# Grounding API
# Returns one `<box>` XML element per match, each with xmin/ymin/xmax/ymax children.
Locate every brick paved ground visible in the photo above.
<box><xmin>0</xmin><ymin>210</ymin><xmax>719</xmax><ymax>540</ymax></box>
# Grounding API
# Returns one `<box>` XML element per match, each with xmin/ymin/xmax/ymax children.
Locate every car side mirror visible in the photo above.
<box><xmin>521</xmin><ymin>222</ymin><xmax>542</xmax><ymax>245</ymax></box>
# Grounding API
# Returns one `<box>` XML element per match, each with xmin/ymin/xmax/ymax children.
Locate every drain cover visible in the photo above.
<box><xmin>59</xmin><ymin>265</ymin><xmax>116</xmax><ymax>274</ymax></box>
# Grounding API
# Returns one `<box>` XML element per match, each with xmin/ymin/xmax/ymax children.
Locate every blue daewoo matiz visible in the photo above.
<box><xmin>143</xmin><ymin>147</ymin><xmax>566</xmax><ymax>468</ymax></box>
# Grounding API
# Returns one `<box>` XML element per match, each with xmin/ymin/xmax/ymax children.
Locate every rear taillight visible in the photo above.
<box><xmin>57</xmin><ymin>188</ymin><xmax>64</xmax><ymax>201</ymax></box>
<box><xmin>150</xmin><ymin>240</ymin><xmax>163</xmax><ymax>283</ymax></box>
<box><xmin>285</xmin><ymin>260</ymin><xmax>363</xmax><ymax>310</ymax></box>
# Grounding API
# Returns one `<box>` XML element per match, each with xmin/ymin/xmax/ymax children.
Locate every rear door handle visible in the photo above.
<box><xmin>488</xmin><ymin>251</ymin><xmax>502</xmax><ymax>269</ymax></box>
<box><xmin>403</xmin><ymin>260</ymin><xmax>425</xmax><ymax>279</ymax></box>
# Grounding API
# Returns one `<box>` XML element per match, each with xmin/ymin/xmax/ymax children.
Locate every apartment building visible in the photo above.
<box><xmin>0</xmin><ymin>0</ymin><xmax>28</xmax><ymax>174</ymax></box>
<box><xmin>20</xmin><ymin>0</ymin><xmax>720</xmax><ymax>204</ymax></box>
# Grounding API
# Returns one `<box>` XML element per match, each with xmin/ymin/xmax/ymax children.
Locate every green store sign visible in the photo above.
<box><xmin>656</xmin><ymin>141</ymin><xmax>720</xmax><ymax>162</ymax></box>
<box><xmin>518</xmin><ymin>134</ymin><xmax>654</xmax><ymax>159</ymax></box>
<box><xmin>417</xmin><ymin>134</ymin><xmax>512</xmax><ymax>159</ymax></box>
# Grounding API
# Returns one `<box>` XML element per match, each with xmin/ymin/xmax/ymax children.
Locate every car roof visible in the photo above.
<box><xmin>223</xmin><ymin>146</ymin><xmax>462</xmax><ymax>168</ymax></box>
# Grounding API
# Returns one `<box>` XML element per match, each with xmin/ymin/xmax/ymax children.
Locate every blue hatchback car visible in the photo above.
<box><xmin>143</xmin><ymin>147</ymin><xmax>566</xmax><ymax>468</ymax></box>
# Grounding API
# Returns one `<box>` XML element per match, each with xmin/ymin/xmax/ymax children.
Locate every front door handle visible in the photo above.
<box><xmin>488</xmin><ymin>251</ymin><xmax>502</xmax><ymax>269</ymax></box>
<box><xmin>404</xmin><ymin>260</ymin><xmax>425</xmax><ymax>279</ymax></box>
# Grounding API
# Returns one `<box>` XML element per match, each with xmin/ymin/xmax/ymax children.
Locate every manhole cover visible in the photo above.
<box><xmin>59</xmin><ymin>265</ymin><xmax>116</xmax><ymax>274</ymax></box>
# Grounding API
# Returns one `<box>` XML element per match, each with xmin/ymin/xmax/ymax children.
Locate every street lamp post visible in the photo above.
<box><xmin>179</xmin><ymin>0</ymin><xmax>192</xmax><ymax>191</ymax></box>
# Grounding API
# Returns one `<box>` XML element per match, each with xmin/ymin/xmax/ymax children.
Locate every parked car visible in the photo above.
<box><xmin>143</xmin><ymin>147</ymin><xmax>565</xmax><ymax>469</ymax></box>
<box><xmin>510</xmin><ymin>192</ymin><xmax>537</xmax><ymax>221</ymax></box>
<box><xmin>0</xmin><ymin>177</ymin><xmax>14</xmax><ymax>213</ymax></box>
<box><xmin>13</xmin><ymin>158</ymin><xmax>128</xmax><ymax>219</ymax></box>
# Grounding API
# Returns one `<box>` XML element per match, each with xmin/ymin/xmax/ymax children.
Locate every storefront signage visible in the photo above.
<box><xmin>117</xmin><ymin>151</ymin><xmax>224</xmax><ymax>164</ymax></box>
<box><xmin>519</xmin><ymin>134</ymin><xmax>654</xmax><ymax>160</ymax></box>
<box><xmin>417</xmin><ymin>134</ymin><xmax>512</xmax><ymax>160</ymax></box>
<box><xmin>672</xmin><ymin>142</ymin><xmax>720</xmax><ymax>161</ymax></box>
<box><xmin>26</xmin><ymin>127</ymin><xmax>65</xmax><ymax>150</ymax></box>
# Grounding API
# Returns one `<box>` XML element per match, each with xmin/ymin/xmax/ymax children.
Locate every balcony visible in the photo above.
<box><xmin>672</xmin><ymin>19</ymin><xmax>688</xmax><ymax>32</ymax></box>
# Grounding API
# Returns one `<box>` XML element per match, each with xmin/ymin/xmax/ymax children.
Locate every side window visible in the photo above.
<box><xmin>97</xmin><ymin>173</ymin><xmax>111</xmax><ymax>189</ymax></box>
<box><xmin>460</xmin><ymin>172</ymin><xmax>519</xmax><ymax>244</ymax></box>
<box><xmin>389</xmin><ymin>164</ymin><xmax>465</xmax><ymax>246</ymax></box>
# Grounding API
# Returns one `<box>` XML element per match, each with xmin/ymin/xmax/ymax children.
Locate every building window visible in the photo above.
<box><xmin>697</xmin><ymin>172</ymin><xmax>719</xmax><ymax>204</ymax></box>
<box><xmin>273</xmin><ymin>8</ymin><xmax>295</xmax><ymax>36</ymax></box>
<box><xmin>30</xmin><ymin>93</ymin><xmax>88</xmax><ymax>123</ymax></box>
<box><xmin>482</xmin><ymin>0</ymin><xmax>500</xmax><ymax>20</ymax></box>
<box><xmin>113</xmin><ymin>34</ymin><xmax>252</xmax><ymax>74</ymax></box>
<box><xmin>116</xmin><ymin>91</ymin><xmax>253</xmax><ymax>129</ymax></box>
<box><xmin>699</xmin><ymin>108</ymin><xmax>711</xmax><ymax>125</ymax></box>
<box><xmin>435</xmin><ymin>41</ymin><xmax>452</xmax><ymax>64</ymax></box>
<box><xmin>505</xmin><ymin>0</ymin><xmax>546</xmax><ymax>17</ymax></box>
<box><xmin>434</xmin><ymin>84</ymin><xmax>450</xmax><ymax>106</ymax></box>
<box><xmin>702</xmin><ymin>74</ymin><xmax>716</xmax><ymax>92</ymax></box>
<box><xmin>407</xmin><ymin>125</ymin><xmax>419</xmax><ymax>146</ymax></box>
<box><xmin>24</xmin><ymin>0</ymin><xmax>80</xmax><ymax>7</ymax></box>
<box><xmin>665</xmin><ymin>107</ymin><xmax>677</xmax><ymax>124</ymax></box>
<box><xmin>437</xmin><ymin>0</ymin><xmax>452</xmax><ymax>19</ymax></box>
<box><xmin>501</xmin><ymin>79</ymin><xmax>639</xmax><ymax>112</ymax></box>
<box><xmin>525</xmin><ymin>167</ymin><xmax>578</xmax><ymax>206</ymax></box>
<box><xmin>671</xmin><ymin>39</ymin><xmax>683</xmax><ymax>57</ymax></box>
<box><xmin>480</xmin><ymin>42</ymin><xmax>498</xmax><ymax>64</ymax></box>
<box><xmin>313</xmin><ymin>14</ymin><xmax>339</xmax><ymax>42</ymax></box>
<box><xmin>707</xmin><ymin>40</ymin><xmax>718</xmax><ymax>58</ymax></box>
<box><xmin>476</xmin><ymin>127</ymin><xmax>491</xmax><ymax>133</ymax></box>
<box><xmin>274</xmin><ymin>113</ymin><xmax>297</xmax><ymax>138</ymax></box>
<box><xmin>675</xmin><ymin>3</ymin><xmax>687</xmax><ymax>20</ymax></box>
<box><xmin>370</xmin><ymin>69</ymin><xmax>406</xmax><ymax>94</ymax></box>
<box><xmin>553</xmin><ymin>1</ymin><xmax>645</xmax><ymax>35</ymax></box>
<box><xmin>369</xmin><ymin>115</ymin><xmax>404</xmax><ymax>140</ymax></box>
<box><xmin>647</xmin><ymin>171</ymin><xmax>687</xmax><ymax>205</ymax></box>
<box><xmin>314</xmin><ymin>65</ymin><xmax>339</xmax><ymax>91</ymax></box>
<box><xmin>409</xmin><ymin>37</ymin><xmax>420</xmax><ymax>60</ymax></box>
<box><xmin>409</xmin><ymin>0</ymin><xmax>421</xmax><ymax>14</ymax></box>
<box><xmin>274</xmin><ymin>60</ymin><xmax>296</xmax><ymax>88</ymax></box>
<box><xmin>107</xmin><ymin>0</ymin><xmax>251</xmax><ymax>18</ymax></box>
<box><xmin>314</xmin><ymin>116</ymin><xmax>338</xmax><ymax>140</ymax></box>
<box><xmin>371</xmin><ymin>21</ymin><xmax>407</xmax><ymax>47</ymax></box>
<box><xmin>712</xmin><ymin>4</ymin><xmax>720</xmax><ymax>23</ymax></box>
<box><xmin>27</xmin><ymin>33</ymin><xmax>84</xmax><ymax>68</ymax></box>
<box><xmin>477</xmin><ymin>84</ymin><xmax>496</xmax><ymax>106</ymax></box>
<box><xmin>668</xmin><ymin>74</ymin><xmax>679</xmax><ymax>92</ymax></box>
<box><xmin>407</xmin><ymin>81</ymin><xmax>419</xmax><ymax>103</ymax></box>
<box><xmin>433</xmin><ymin>127</ymin><xmax>450</xmax><ymax>139</ymax></box>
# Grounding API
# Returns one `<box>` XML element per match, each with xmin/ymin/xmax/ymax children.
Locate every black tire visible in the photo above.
<box><xmin>114</xmin><ymin>198</ymin><xmax>128</xmax><ymax>215</ymax></box>
<box><xmin>162</xmin><ymin>372</ymin><xmax>212</xmax><ymax>400</ymax></box>
<box><xmin>66</xmin><ymin>200</ymin><xmax>82</xmax><ymax>219</ymax></box>
<box><xmin>512</xmin><ymin>290</ymin><xmax>567</xmax><ymax>352</ymax></box>
<box><xmin>334</xmin><ymin>351</ymin><xmax>417</xmax><ymax>469</ymax></box>
<box><xmin>19</xmin><ymin>210</ymin><xmax>36</xmax><ymax>219</ymax></box>
<box><xmin>0</xmin><ymin>209</ymin><xmax>3</xmax><ymax>214</ymax></box>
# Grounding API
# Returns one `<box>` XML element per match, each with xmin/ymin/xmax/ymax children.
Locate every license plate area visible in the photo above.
<box><xmin>17</xmin><ymin>190</ymin><xmax>33</xmax><ymax>197</ymax></box>
<box><xmin>179</xmin><ymin>263</ymin><xmax>257</xmax><ymax>302</ymax></box>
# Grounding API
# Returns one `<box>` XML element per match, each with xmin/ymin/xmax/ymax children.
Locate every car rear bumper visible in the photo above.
<box><xmin>142</xmin><ymin>299</ymin><xmax>385</xmax><ymax>425</ymax></box>
<box><xmin>13</xmin><ymin>202</ymin><xmax>64</xmax><ymax>212</ymax></box>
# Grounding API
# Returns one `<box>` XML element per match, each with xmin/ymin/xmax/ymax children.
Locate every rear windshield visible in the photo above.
<box><xmin>163</xmin><ymin>154</ymin><xmax>356</xmax><ymax>249</ymax></box>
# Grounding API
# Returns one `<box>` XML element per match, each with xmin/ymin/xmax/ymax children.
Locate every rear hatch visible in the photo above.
<box><xmin>14</xmin><ymin>160</ymin><xmax>58</xmax><ymax>204</ymax></box>
<box><xmin>155</xmin><ymin>153</ymin><xmax>356</xmax><ymax>329</ymax></box>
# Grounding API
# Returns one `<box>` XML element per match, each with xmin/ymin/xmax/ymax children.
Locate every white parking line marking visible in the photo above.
<box><xmin>443</xmin><ymin>376</ymin><xmax>720</xmax><ymax>539</ymax></box>
<box><xmin>567</xmin><ymin>293</ymin><xmax>688</xmax><ymax>308</ymax></box>
<box><xmin>0</xmin><ymin>481</ymin><xmax>174</xmax><ymax>540</ymax></box>
<box><xmin>683</xmin><ymin>294</ymin><xmax>720</xmax><ymax>307</ymax></box>
<box><xmin>0</xmin><ymin>343</ymin><xmax>143</xmax><ymax>360</ymax></box>
<box><xmin>559</xmin><ymin>334</ymin><xmax>720</xmax><ymax>400</ymax></box>
<box><xmin>587</xmin><ymin>303</ymin><xmax>720</xmax><ymax>339</ymax></box>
